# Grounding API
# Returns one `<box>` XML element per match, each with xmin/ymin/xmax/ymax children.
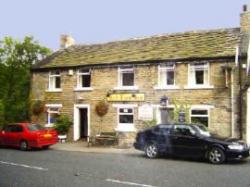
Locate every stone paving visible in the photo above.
<box><xmin>51</xmin><ymin>141</ymin><xmax>141</xmax><ymax>155</ymax></box>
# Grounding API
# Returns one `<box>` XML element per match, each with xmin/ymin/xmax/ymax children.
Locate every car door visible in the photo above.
<box><xmin>10</xmin><ymin>125</ymin><xmax>24</xmax><ymax>146</ymax></box>
<box><xmin>170</xmin><ymin>125</ymin><xmax>205</xmax><ymax>158</ymax></box>
<box><xmin>152</xmin><ymin>126</ymin><xmax>172</xmax><ymax>153</ymax></box>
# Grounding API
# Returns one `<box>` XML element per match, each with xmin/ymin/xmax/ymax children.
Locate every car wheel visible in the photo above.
<box><xmin>145</xmin><ymin>143</ymin><xmax>158</xmax><ymax>159</ymax></box>
<box><xmin>43</xmin><ymin>145</ymin><xmax>50</xmax><ymax>150</ymax></box>
<box><xmin>20</xmin><ymin>140</ymin><xmax>29</xmax><ymax>151</ymax></box>
<box><xmin>208</xmin><ymin>147</ymin><xmax>225</xmax><ymax>164</ymax></box>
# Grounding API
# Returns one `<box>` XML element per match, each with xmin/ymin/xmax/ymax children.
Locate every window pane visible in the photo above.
<box><xmin>119</xmin><ymin>115</ymin><xmax>133</xmax><ymax>123</ymax></box>
<box><xmin>55</xmin><ymin>77</ymin><xmax>61</xmax><ymax>88</ymax></box>
<box><xmin>195</xmin><ymin>70</ymin><xmax>204</xmax><ymax>84</ymax></box>
<box><xmin>191</xmin><ymin>117</ymin><xmax>208</xmax><ymax>127</ymax></box>
<box><xmin>82</xmin><ymin>74</ymin><xmax>91</xmax><ymax>87</ymax></box>
<box><xmin>28</xmin><ymin>124</ymin><xmax>44</xmax><ymax>131</ymax></box>
<box><xmin>119</xmin><ymin>108</ymin><xmax>133</xmax><ymax>113</ymax></box>
<box><xmin>122</xmin><ymin>72</ymin><xmax>134</xmax><ymax>86</ymax></box>
<box><xmin>191</xmin><ymin>110</ymin><xmax>208</xmax><ymax>115</ymax></box>
<box><xmin>79</xmin><ymin>69</ymin><xmax>90</xmax><ymax>73</ymax></box>
<box><xmin>167</xmin><ymin>71</ymin><xmax>174</xmax><ymax>85</ymax></box>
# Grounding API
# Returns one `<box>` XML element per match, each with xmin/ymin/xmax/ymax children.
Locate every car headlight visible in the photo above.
<box><xmin>228</xmin><ymin>144</ymin><xmax>244</xmax><ymax>150</ymax></box>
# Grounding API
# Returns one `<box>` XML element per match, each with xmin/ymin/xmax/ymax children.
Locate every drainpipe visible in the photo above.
<box><xmin>231</xmin><ymin>68</ymin><xmax>235</xmax><ymax>138</ymax></box>
<box><xmin>239</xmin><ymin>56</ymin><xmax>243</xmax><ymax>139</ymax></box>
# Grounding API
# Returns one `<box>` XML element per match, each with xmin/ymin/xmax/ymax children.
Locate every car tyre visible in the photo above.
<box><xmin>20</xmin><ymin>140</ymin><xmax>29</xmax><ymax>151</ymax></box>
<box><xmin>208</xmin><ymin>147</ymin><xmax>225</xmax><ymax>164</ymax></box>
<box><xmin>43</xmin><ymin>145</ymin><xmax>50</xmax><ymax>150</ymax></box>
<box><xmin>144</xmin><ymin>143</ymin><xmax>159</xmax><ymax>159</ymax></box>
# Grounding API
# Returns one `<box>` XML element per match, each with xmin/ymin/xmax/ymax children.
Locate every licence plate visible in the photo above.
<box><xmin>44</xmin><ymin>134</ymin><xmax>52</xmax><ymax>138</ymax></box>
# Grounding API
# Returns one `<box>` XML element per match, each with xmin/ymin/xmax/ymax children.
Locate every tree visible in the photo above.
<box><xmin>0</xmin><ymin>100</ymin><xmax>5</xmax><ymax>128</ymax></box>
<box><xmin>0</xmin><ymin>36</ymin><xmax>51</xmax><ymax>123</ymax></box>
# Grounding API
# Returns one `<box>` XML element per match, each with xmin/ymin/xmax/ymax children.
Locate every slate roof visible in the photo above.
<box><xmin>33</xmin><ymin>28</ymin><xmax>241</xmax><ymax>70</ymax></box>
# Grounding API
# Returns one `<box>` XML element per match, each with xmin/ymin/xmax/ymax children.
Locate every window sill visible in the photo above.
<box><xmin>184</xmin><ymin>85</ymin><xmax>214</xmax><ymax>90</ymax></box>
<box><xmin>74</xmin><ymin>87</ymin><xmax>94</xmax><ymax>92</ymax></box>
<box><xmin>46</xmin><ymin>89</ymin><xmax>62</xmax><ymax>93</ymax></box>
<box><xmin>115</xmin><ymin>127</ymin><xmax>136</xmax><ymax>132</ymax></box>
<box><xmin>113</xmin><ymin>86</ymin><xmax>139</xmax><ymax>91</ymax></box>
<box><xmin>44</xmin><ymin>123</ymin><xmax>54</xmax><ymax>128</ymax></box>
<box><xmin>154</xmin><ymin>85</ymin><xmax>180</xmax><ymax>90</ymax></box>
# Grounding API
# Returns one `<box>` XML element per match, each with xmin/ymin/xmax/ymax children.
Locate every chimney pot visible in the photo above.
<box><xmin>243</xmin><ymin>4</ymin><xmax>248</xmax><ymax>12</ymax></box>
<box><xmin>60</xmin><ymin>34</ymin><xmax>75</xmax><ymax>49</ymax></box>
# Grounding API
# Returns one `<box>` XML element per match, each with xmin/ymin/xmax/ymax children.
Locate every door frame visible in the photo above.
<box><xmin>73</xmin><ymin>104</ymin><xmax>90</xmax><ymax>141</ymax></box>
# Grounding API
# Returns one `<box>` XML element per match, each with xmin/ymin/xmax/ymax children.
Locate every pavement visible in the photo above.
<box><xmin>51</xmin><ymin>141</ymin><xmax>141</xmax><ymax>154</ymax></box>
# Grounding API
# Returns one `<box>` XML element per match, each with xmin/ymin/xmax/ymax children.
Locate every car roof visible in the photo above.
<box><xmin>8</xmin><ymin>123</ymin><xmax>31</xmax><ymax>126</ymax></box>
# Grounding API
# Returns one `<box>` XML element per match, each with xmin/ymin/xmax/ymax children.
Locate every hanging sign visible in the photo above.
<box><xmin>138</xmin><ymin>104</ymin><xmax>153</xmax><ymax>121</ymax></box>
<box><xmin>107</xmin><ymin>93</ymin><xmax>145</xmax><ymax>102</ymax></box>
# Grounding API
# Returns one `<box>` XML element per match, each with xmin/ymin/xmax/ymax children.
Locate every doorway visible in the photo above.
<box><xmin>80</xmin><ymin>108</ymin><xmax>88</xmax><ymax>140</ymax></box>
<box><xmin>73</xmin><ymin>104</ymin><xmax>90</xmax><ymax>141</ymax></box>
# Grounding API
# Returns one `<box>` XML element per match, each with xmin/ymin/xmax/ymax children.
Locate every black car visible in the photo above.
<box><xmin>134</xmin><ymin>124</ymin><xmax>250</xmax><ymax>164</ymax></box>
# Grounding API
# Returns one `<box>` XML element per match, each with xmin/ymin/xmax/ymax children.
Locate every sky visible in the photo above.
<box><xmin>0</xmin><ymin>0</ymin><xmax>250</xmax><ymax>51</ymax></box>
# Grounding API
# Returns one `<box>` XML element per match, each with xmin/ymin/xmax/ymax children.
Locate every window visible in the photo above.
<box><xmin>48</xmin><ymin>70</ymin><xmax>61</xmax><ymax>91</ymax></box>
<box><xmin>119</xmin><ymin>67</ymin><xmax>135</xmax><ymax>87</ymax></box>
<box><xmin>27</xmin><ymin>124</ymin><xmax>44</xmax><ymax>131</ymax></box>
<box><xmin>173</xmin><ymin>125</ymin><xmax>195</xmax><ymax>136</ymax></box>
<box><xmin>159</xmin><ymin>64</ymin><xmax>175</xmax><ymax>87</ymax></box>
<box><xmin>46</xmin><ymin>105</ymin><xmax>61</xmax><ymax>127</ymax></box>
<box><xmin>117</xmin><ymin>107</ymin><xmax>135</xmax><ymax>131</ymax></box>
<box><xmin>6</xmin><ymin>125</ymin><xmax>23</xmax><ymax>133</ymax></box>
<box><xmin>189</xmin><ymin>63</ymin><xmax>209</xmax><ymax>86</ymax></box>
<box><xmin>190</xmin><ymin>109</ymin><xmax>209</xmax><ymax>127</ymax></box>
<box><xmin>77</xmin><ymin>69</ymin><xmax>91</xmax><ymax>88</ymax></box>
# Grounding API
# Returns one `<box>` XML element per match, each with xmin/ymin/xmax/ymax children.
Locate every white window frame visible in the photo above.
<box><xmin>154</xmin><ymin>64</ymin><xmax>179</xmax><ymax>90</ymax></box>
<box><xmin>185</xmin><ymin>63</ymin><xmax>214</xmax><ymax>89</ymax></box>
<box><xmin>48</xmin><ymin>71</ymin><xmax>62</xmax><ymax>92</ymax></box>
<box><xmin>74</xmin><ymin>69</ymin><xmax>93</xmax><ymax>91</ymax></box>
<box><xmin>45</xmin><ymin>104</ymin><xmax>62</xmax><ymax>127</ymax></box>
<box><xmin>190</xmin><ymin>105</ymin><xmax>213</xmax><ymax>128</ymax></box>
<box><xmin>113</xmin><ymin>104</ymin><xmax>137</xmax><ymax>132</ymax></box>
<box><xmin>114</xmin><ymin>67</ymin><xmax>138</xmax><ymax>90</ymax></box>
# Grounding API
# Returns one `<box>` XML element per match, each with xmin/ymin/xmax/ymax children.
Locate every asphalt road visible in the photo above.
<box><xmin>0</xmin><ymin>148</ymin><xmax>250</xmax><ymax>187</ymax></box>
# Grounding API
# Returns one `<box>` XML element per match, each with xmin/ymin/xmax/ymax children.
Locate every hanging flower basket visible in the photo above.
<box><xmin>32</xmin><ymin>100</ymin><xmax>45</xmax><ymax>116</ymax></box>
<box><xmin>95</xmin><ymin>100</ymin><xmax>109</xmax><ymax>117</ymax></box>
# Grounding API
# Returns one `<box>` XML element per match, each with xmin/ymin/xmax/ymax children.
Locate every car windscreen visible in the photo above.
<box><xmin>27</xmin><ymin>124</ymin><xmax>44</xmax><ymax>131</ymax></box>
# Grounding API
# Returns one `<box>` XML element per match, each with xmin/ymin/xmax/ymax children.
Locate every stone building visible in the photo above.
<box><xmin>31</xmin><ymin>6</ymin><xmax>250</xmax><ymax>146</ymax></box>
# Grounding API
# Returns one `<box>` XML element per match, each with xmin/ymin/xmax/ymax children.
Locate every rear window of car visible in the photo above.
<box><xmin>27</xmin><ymin>124</ymin><xmax>44</xmax><ymax>131</ymax></box>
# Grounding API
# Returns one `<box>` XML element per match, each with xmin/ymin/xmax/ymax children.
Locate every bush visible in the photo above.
<box><xmin>0</xmin><ymin>100</ymin><xmax>5</xmax><ymax>128</ymax></box>
<box><xmin>54</xmin><ymin>115</ymin><xmax>72</xmax><ymax>135</ymax></box>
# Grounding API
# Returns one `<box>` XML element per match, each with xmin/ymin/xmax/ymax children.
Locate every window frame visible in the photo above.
<box><xmin>187</xmin><ymin>63</ymin><xmax>212</xmax><ymax>89</ymax></box>
<box><xmin>48</xmin><ymin>70</ymin><xmax>62</xmax><ymax>92</ymax></box>
<box><xmin>159</xmin><ymin>64</ymin><xmax>176</xmax><ymax>86</ymax></box>
<box><xmin>45</xmin><ymin>104</ymin><xmax>62</xmax><ymax>127</ymax></box>
<box><xmin>115</xmin><ymin>67</ymin><xmax>138</xmax><ymax>90</ymax></box>
<box><xmin>76</xmin><ymin>69</ymin><xmax>92</xmax><ymax>89</ymax></box>
<box><xmin>114</xmin><ymin>104</ymin><xmax>137</xmax><ymax>132</ymax></box>
<box><xmin>190</xmin><ymin>107</ymin><xmax>210</xmax><ymax>128</ymax></box>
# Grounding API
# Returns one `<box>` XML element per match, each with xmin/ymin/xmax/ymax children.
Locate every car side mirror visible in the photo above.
<box><xmin>1</xmin><ymin>130</ymin><xmax>5</xmax><ymax>134</ymax></box>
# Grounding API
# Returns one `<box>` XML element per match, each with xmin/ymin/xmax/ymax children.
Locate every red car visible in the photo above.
<box><xmin>0</xmin><ymin>123</ymin><xmax>58</xmax><ymax>151</ymax></box>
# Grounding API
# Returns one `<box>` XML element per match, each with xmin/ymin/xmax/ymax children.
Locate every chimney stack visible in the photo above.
<box><xmin>60</xmin><ymin>35</ymin><xmax>75</xmax><ymax>49</ymax></box>
<box><xmin>240</xmin><ymin>4</ymin><xmax>250</xmax><ymax>32</ymax></box>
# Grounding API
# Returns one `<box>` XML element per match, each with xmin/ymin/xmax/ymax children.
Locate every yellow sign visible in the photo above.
<box><xmin>107</xmin><ymin>93</ymin><xmax>145</xmax><ymax>102</ymax></box>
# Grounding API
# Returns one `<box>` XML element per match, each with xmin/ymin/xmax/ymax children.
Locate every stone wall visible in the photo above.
<box><xmin>31</xmin><ymin>61</ymin><xmax>239</xmax><ymax>146</ymax></box>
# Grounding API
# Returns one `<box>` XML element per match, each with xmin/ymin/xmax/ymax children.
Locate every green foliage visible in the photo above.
<box><xmin>172</xmin><ymin>99</ymin><xmax>191</xmax><ymax>123</ymax></box>
<box><xmin>0</xmin><ymin>100</ymin><xmax>5</xmax><ymax>128</ymax></box>
<box><xmin>142</xmin><ymin>118</ymin><xmax>157</xmax><ymax>128</ymax></box>
<box><xmin>54</xmin><ymin>115</ymin><xmax>72</xmax><ymax>135</ymax></box>
<box><xmin>0</xmin><ymin>36</ymin><xmax>51</xmax><ymax>123</ymax></box>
